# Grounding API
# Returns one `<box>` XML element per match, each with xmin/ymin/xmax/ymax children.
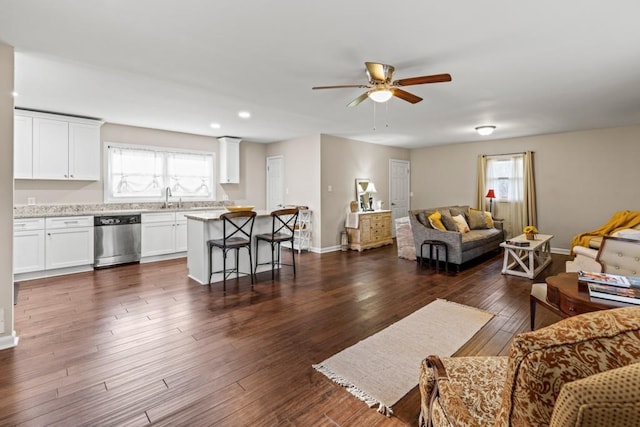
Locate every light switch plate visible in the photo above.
<box><xmin>27</xmin><ymin>197</ymin><xmax>36</xmax><ymax>205</ymax></box>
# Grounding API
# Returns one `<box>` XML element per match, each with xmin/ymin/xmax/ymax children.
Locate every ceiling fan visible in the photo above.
<box><xmin>312</xmin><ymin>62</ymin><xmax>452</xmax><ymax>107</ymax></box>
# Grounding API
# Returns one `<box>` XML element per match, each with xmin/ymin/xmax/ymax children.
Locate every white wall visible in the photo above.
<box><xmin>320</xmin><ymin>135</ymin><xmax>410</xmax><ymax>248</ymax></box>
<box><xmin>410</xmin><ymin>126</ymin><xmax>640</xmax><ymax>250</ymax></box>
<box><xmin>0</xmin><ymin>42</ymin><xmax>16</xmax><ymax>348</ymax></box>
<box><xmin>266</xmin><ymin>135</ymin><xmax>321</xmax><ymax>250</ymax></box>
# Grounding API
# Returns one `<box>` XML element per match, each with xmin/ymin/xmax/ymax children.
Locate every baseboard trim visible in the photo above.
<box><xmin>0</xmin><ymin>331</ymin><xmax>19</xmax><ymax>350</ymax></box>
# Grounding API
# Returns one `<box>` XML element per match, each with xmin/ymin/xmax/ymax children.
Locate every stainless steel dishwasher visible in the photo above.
<box><xmin>94</xmin><ymin>214</ymin><xmax>141</xmax><ymax>268</ymax></box>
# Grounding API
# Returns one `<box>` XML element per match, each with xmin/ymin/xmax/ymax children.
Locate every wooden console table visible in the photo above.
<box><xmin>346</xmin><ymin>210</ymin><xmax>393</xmax><ymax>252</ymax></box>
<box><xmin>530</xmin><ymin>272</ymin><xmax>633</xmax><ymax>329</ymax></box>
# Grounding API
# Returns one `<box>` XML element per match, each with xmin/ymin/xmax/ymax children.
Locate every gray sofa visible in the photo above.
<box><xmin>409</xmin><ymin>205</ymin><xmax>504</xmax><ymax>271</ymax></box>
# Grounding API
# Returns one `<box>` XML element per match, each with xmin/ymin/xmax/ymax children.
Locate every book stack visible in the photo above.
<box><xmin>506</xmin><ymin>240</ymin><xmax>530</xmax><ymax>247</ymax></box>
<box><xmin>578</xmin><ymin>271</ymin><xmax>640</xmax><ymax>305</ymax></box>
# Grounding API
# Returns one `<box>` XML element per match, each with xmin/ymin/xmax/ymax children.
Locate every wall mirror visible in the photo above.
<box><xmin>355</xmin><ymin>178</ymin><xmax>375</xmax><ymax>211</ymax></box>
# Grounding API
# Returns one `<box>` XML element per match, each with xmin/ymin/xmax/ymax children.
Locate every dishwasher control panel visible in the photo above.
<box><xmin>94</xmin><ymin>215</ymin><xmax>141</xmax><ymax>226</ymax></box>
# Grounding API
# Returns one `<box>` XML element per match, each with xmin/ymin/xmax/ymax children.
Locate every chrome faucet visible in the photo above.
<box><xmin>164</xmin><ymin>186</ymin><xmax>173</xmax><ymax>208</ymax></box>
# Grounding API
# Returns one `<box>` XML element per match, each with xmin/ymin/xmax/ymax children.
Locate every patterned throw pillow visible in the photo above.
<box><xmin>468</xmin><ymin>209</ymin><xmax>489</xmax><ymax>230</ymax></box>
<box><xmin>452</xmin><ymin>214</ymin><xmax>470</xmax><ymax>233</ymax></box>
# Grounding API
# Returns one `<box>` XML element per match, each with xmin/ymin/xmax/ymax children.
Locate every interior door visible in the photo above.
<box><xmin>266</xmin><ymin>156</ymin><xmax>284</xmax><ymax>212</ymax></box>
<box><xmin>389</xmin><ymin>159</ymin><xmax>410</xmax><ymax>237</ymax></box>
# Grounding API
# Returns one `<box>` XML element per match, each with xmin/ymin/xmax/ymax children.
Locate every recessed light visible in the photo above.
<box><xmin>238</xmin><ymin>111</ymin><xmax>251</xmax><ymax>119</ymax></box>
<box><xmin>475</xmin><ymin>125</ymin><xmax>496</xmax><ymax>136</ymax></box>
<box><xmin>209</xmin><ymin>122</ymin><xmax>221</xmax><ymax>129</ymax></box>
<box><xmin>11</xmin><ymin>91</ymin><xmax>18</xmax><ymax>97</ymax></box>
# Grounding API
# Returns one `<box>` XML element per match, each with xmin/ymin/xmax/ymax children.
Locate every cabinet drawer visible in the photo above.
<box><xmin>45</xmin><ymin>216</ymin><xmax>93</xmax><ymax>229</ymax></box>
<box><xmin>559</xmin><ymin>293</ymin><xmax>598</xmax><ymax>316</ymax></box>
<box><xmin>142</xmin><ymin>212</ymin><xmax>175</xmax><ymax>223</ymax></box>
<box><xmin>14</xmin><ymin>217</ymin><xmax>45</xmax><ymax>232</ymax></box>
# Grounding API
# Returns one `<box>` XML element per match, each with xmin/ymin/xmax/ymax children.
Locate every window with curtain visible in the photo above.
<box><xmin>105</xmin><ymin>144</ymin><xmax>215</xmax><ymax>202</ymax></box>
<box><xmin>476</xmin><ymin>151</ymin><xmax>536</xmax><ymax>238</ymax></box>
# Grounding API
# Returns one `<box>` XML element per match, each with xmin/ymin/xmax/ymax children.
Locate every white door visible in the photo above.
<box><xmin>389</xmin><ymin>159</ymin><xmax>410</xmax><ymax>237</ymax></box>
<box><xmin>266</xmin><ymin>156</ymin><xmax>284</xmax><ymax>212</ymax></box>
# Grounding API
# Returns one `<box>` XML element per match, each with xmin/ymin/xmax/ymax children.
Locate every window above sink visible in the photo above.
<box><xmin>104</xmin><ymin>142</ymin><xmax>216</xmax><ymax>203</ymax></box>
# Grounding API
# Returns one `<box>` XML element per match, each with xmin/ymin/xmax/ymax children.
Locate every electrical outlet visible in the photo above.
<box><xmin>328</xmin><ymin>185</ymin><xmax>332</xmax><ymax>192</ymax></box>
<box><xmin>27</xmin><ymin>197</ymin><xmax>36</xmax><ymax>205</ymax></box>
<box><xmin>222</xmin><ymin>194</ymin><xmax>229</xmax><ymax>201</ymax></box>
<box><xmin>410</xmin><ymin>192</ymin><xmax>414</xmax><ymax>197</ymax></box>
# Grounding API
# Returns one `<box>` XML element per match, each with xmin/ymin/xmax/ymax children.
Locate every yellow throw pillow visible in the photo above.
<box><xmin>428</xmin><ymin>211</ymin><xmax>446</xmax><ymax>231</ymax></box>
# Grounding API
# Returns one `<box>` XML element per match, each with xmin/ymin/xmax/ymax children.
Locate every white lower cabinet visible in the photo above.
<box><xmin>14</xmin><ymin>218</ymin><xmax>45</xmax><ymax>274</ymax></box>
<box><xmin>44</xmin><ymin>216</ymin><xmax>94</xmax><ymax>269</ymax></box>
<box><xmin>14</xmin><ymin>216</ymin><xmax>94</xmax><ymax>276</ymax></box>
<box><xmin>141</xmin><ymin>211</ymin><xmax>189</xmax><ymax>257</ymax></box>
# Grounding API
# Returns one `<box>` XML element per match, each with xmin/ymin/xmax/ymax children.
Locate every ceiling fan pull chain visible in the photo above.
<box><xmin>373</xmin><ymin>102</ymin><xmax>377</xmax><ymax>131</ymax></box>
<box><xmin>385</xmin><ymin>100</ymin><xmax>390</xmax><ymax>128</ymax></box>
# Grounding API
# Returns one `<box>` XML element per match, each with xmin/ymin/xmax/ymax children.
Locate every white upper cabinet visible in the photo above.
<box><xmin>218</xmin><ymin>136</ymin><xmax>240</xmax><ymax>184</ymax></box>
<box><xmin>14</xmin><ymin>115</ymin><xmax>33</xmax><ymax>179</ymax></box>
<box><xmin>15</xmin><ymin>110</ymin><xmax>103</xmax><ymax>181</ymax></box>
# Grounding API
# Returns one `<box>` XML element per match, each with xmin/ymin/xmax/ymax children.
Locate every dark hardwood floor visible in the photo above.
<box><xmin>1</xmin><ymin>244</ymin><xmax>568</xmax><ymax>426</ymax></box>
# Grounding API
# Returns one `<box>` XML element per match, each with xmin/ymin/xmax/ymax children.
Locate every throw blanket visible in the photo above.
<box><xmin>571</xmin><ymin>210</ymin><xmax>640</xmax><ymax>253</ymax></box>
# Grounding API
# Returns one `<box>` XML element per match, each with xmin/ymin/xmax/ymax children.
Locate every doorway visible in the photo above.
<box><xmin>266</xmin><ymin>156</ymin><xmax>284</xmax><ymax>212</ymax></box>
<box><xmin>389</xmin><ymin>159</ymin><xmax>410</xmax><ymax>237</ymax></box>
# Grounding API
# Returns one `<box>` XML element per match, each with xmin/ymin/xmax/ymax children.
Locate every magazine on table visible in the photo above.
<box><xmin>587</xmin><ymin>283</ymin><xmax>640</xmax><ymax>305</ymax></box>
<box><xmin>578</xmin><ymin>271</ymin><xmax>640</xmax><ymax>288</ymax></box>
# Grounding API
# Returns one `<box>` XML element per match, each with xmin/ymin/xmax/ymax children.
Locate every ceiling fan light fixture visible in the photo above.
<box><xmin>368</xmin><ymin>89</ymin><xmax>393</xmax><ymax>103</ymax></box>
<box><xmin>475</xmin><ymin>125</ymin><xmax>496</xmax><ymax>136</ymax></box>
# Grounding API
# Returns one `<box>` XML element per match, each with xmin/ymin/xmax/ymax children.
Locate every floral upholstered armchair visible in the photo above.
<box><xmin>419</xmin><ymin>306</ymin><xmax>640</xmax><ymax>427</ymax></box>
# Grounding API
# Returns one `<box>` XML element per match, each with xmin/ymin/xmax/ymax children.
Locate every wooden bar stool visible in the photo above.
<box><xmin>207</xmin><ymin>211</ymin><xmax>256</xmax><ymax>292</ymax></box>
<box><xmin>255</xmin><ymin>208</ymin><xmax>299</xmax><ymax>280</ymax></box>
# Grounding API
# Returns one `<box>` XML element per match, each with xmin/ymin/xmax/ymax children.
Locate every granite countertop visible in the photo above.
<box><xmin>14</xmin><ymin>202</ymin><xmax>235</xmax><ymax>219</ymax></box>
<box><xmin>185</xmin><ymin>209</ymin><xmax>270</xmax><ymax>221</ymax></box>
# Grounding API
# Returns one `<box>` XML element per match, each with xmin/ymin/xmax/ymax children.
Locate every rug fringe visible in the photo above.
<box><xmin>312</xmin><ymin>364</ymin><xmax>394</xmax><ymax>417</ymax></box>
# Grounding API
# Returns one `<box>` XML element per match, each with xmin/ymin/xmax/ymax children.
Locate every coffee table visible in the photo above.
<box><xmin>500</xmin><ymin>233</ymin><xmax>553</xmax><ymax>279</ymax></box>
<box><xmin>530</xmin><ymin>272</ymin><xmax>633</xmax><ymax>329</ymax></box>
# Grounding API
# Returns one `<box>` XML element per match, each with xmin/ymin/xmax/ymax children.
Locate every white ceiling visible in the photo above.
<box><xmin>2</xmin><ymin>1</ymin><xmax>640</xmax><ymax>148</ymax></box>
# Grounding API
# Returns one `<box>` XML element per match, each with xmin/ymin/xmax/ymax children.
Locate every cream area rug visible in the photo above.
<box><xmin>313</xmin><ymin>299</ymin><xmax>494</xmax><ymax>416</ymax></box>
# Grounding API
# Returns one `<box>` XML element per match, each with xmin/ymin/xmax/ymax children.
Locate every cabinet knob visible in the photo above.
<box><xmin>568</xmin><ymin>305</ymin><xmax>575</xmax><ymax>312</ymax></box>
<box><xmin>70</xmin><ymin>174</ymin><xmax>74</xmax><ymax>178</ymax></box>
<box><xmin>64</xmin><ymin>174</ymin><xmax>68</xmax><ymax>178</ymax></box>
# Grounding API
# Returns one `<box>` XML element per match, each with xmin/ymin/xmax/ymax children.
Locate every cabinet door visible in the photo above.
<box><xmin>219</xmin><ymin>138</ymin><xmax>240</xmax><ymax>183</ymax></box>
<box><xmin>69</xmin><ymin>122</ymin><xmax>101</xmax><ymax>180</ymax></box>
<box><xmin>33</xmin><ymin>117</ymin><xmax>70</xmax><ymax>179</ymax></box>
<box><xmin>141</xmin><ymin>222</ymin><xmax>176</xmax><ymax>257</ymax></box>
<box><xmin>14</xmin><ymin>115</ymin><xmax>33</xmax><ymax>179</ymax></box>
<box><xmin>175</xmin><ymin>221</ymin><xmax>188</xmax><ymax>252</ymax></box>
<box><xmin>45</xmin><ymin>227</ymin><xmax>95</xmax><ymax>269</ymax></box>
<box><xmin>14</xmin><ymin>230</ymin><xmax>45</xmax><ymax>273</ymax></box>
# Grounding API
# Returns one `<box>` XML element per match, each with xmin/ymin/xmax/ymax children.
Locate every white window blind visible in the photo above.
<box><xmin>105</xmin><ymin>144</ymin><xmax>215</xmax><ymax>202</ymax></box>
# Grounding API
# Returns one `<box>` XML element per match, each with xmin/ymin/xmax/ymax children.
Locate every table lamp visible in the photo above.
<box><xmin>485</xmin><ymin>189</ymin><xmax>496</xmax><ymax>214</ymax></box>
<box><xmin>365</xmin><ymin>182</ymin><xmax>377</xmax><ymax>211</ymax></box>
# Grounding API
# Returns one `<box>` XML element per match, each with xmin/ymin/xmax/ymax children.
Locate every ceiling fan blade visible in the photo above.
<box><xmin>392</xmin><ymin>89</ymin><xmax>423</xmax><ymax>104</ymax></box>
<box><xmin>347</xmin><ymin>92</ymin><xmax>369</xmax><ymax>107</ymax></box>
<box><xmin>393</xmin><ymin>73</ymin><xmax>452</xmax><ymax>86</ymax></box>
<box><xmin>312</xmin><ymin>84</ymin><xmax>369</xmax><ymax>90</ymax></box>
<box><xmin>365</xmin><ymin>62</ymin><xmax>395</xmax><ymax>83</ymax></box>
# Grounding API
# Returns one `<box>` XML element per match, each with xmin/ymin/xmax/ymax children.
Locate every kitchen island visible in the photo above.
<box><xmin>186</xmin><ymin>210</ymin><xmax>278</xmax><ymax>285</ymax></box>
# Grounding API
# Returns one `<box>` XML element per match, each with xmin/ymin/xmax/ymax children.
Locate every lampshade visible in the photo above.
<box><xmin>485</xmin><ymin>189</ymin><xmax>496</xmax><ymax>199</ymax></box>
<box><xmin>368</xmin><ymin>89</ymin><xmax>393</xmax><ymax>103</ymax></box>
<box><xmin>475</xmin><ymin>126</ymin><xmax>496</xmax><ymax>136</ymax></box>
<box><xmin>365</xmin><ymin>182</ymin><xmax>377</xmax><ymax>193</ymax></box>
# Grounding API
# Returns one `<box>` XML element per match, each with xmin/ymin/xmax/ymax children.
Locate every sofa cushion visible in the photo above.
<box><xmin>452</xmin><ymin>214</ymin><xmax>470</xmax><ymax>233</ymax></box>
<box><xmin>461</xmin><ymin>228</ymin><xmax>503</xmax><ymax>251</ymax></box>
<box><xmin>468</xmin><ymin>209</ymin><xmax>488</xmax><ymax>230</ymax></box>
<box><xmin>428</xmin><ymin>211</ymin><xmax>446</xmax><ymax>231</ymax></box>
<box><xmin>417</xmin><ymin>211</ymin><xmax>428</xmax><ymax>227</ymax></box>
<box><xmin>449</xmin><ymin>206</ymin><xmax>469</xmax><ymax>218</ymax></box>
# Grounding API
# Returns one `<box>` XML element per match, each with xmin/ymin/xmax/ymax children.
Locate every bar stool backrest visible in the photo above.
<box><xmin>219</xmin><ymin>211</ymin><xmax>257</xmax><ymax>243</ymax></box>
<box><xmin>270</xmin><ymin>208</ymin><xmax>299</xmax><ymax>238</ymax></box>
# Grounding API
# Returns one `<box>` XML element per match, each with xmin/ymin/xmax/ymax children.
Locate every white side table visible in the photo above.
<box><xmin>500</xmin><ymin>234</ymin><xmax>553</xmax><ymax>279</ymax></box>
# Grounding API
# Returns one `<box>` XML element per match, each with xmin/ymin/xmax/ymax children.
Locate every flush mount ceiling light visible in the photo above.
<box><xmin>238</xmin><ymin>111</ymin><xmax>251</xmax><ymax>119</ymax></box>
<box><xmin>367</xmin><ymin>88</ymin><xmax>393</xmax><ymax>103</ymax></box>
<box><xmin>475</xmin><ymin>125</ymin><xmax>496</xmax><ymax>136</ymax></box>
<box><xmin>209</xmin><ymin>122</ymin><xmax>221</xmax><ymax>129</ymax></box>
